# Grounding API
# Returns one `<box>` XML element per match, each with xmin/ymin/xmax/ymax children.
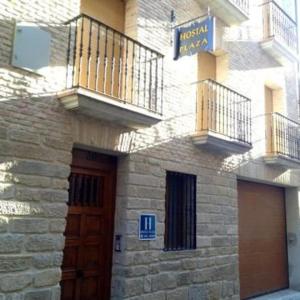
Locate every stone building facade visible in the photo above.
<box><xmin>0</xmin><ymin>0</ymin><xmax>300</xmax><ymax>299</ymax></box>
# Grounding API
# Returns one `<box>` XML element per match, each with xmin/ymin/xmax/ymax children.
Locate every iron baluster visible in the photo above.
<box><xmin>208</xmin><ymin>81</ymin><xmax>212</xmax><ymax>130</ymax></box>
<box><xmin>124</xmin><ymin>37</ymin><xmax>129</xmax><ymax>101</ymax></box>
<box><xmin>118</xmin><ymin>34</ymin><xmax>123</xmax><ymax>99</ymax></box>
<box><xmin>111</xmin><ymin>30</ymin><xmax>116</xmax><ymax>96</ymax></box>
<box><xmin>66</xmin><ymin>21</ymin><xmax>72</xmax><ymax>88</ymax></box>
<box><xmin>226</xmin><ymin>88</ymin><xmax>229</xmax><ymax>138</ymax></box>
<box><xmin>148</xmin><ymin>51</ymin><xmax>153</xmax><ymax>110</ymax></box>
<box><xmin>221</xmin><ymin>86</ymin><xmax>224</xmax><ymax>135</ymax></box>
<box><xmin>137</xmin><ymin>45</ymin><xmax>141</xmax><ymax>106</ymax></box>
<box><xmin>154</xmin><ymin>56</ymin><xmax>158</xmax><ymax>112</ymax></box>
<box><xmin>78</xmin><ymin>16</ymin><xmax>85</xmax><ymax>86</ymax></box>
<box><xmin>86</xmin><ymin>19</ymin><xmax>93</xmax><ymax>89</ymax></box>
<box><xmin>131</xmin><ymin>41</ymin><xmax>135</xmax><ymax>104</ymax></box>
<box><xmin>71</xmin><ymin>19</ymin><xmax>78</xmax><ymax>87</ymax></box>
<box><xmin>95</xmin><ymin>24</ymin><xmax>101</xmax><ymax>91</ymax></box>
<box><xmin>103</xmin><ymin>27</ymin><xmax>108</xmax><ymax>94</ymax></box>
<box><xmin>143</xmin><ymin>49</ymin><xmax>148</xmax><ymax>108</ymax></box>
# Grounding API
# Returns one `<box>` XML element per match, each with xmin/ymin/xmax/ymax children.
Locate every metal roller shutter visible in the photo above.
<box><xmin>238</xmin><ymin>180</ymin><xmax>289</xmax><ymax>299</ymax></box>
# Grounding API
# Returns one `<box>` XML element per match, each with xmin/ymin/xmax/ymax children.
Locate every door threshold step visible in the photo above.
<box><xmin>251</xmin><ymin>289</ymin><xmax>300</xmax><ymax>300</ymax></box>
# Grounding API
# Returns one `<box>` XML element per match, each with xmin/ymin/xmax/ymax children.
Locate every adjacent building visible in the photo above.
<box><xmin>0</xmin><ymin>0</ymin><xmax>300</xmax><ymax>299</ymax></box>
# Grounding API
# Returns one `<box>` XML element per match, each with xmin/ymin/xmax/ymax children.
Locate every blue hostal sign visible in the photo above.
<box><xmin>139</xmin><ymin>214</ymin><xmax>156</xmax><ymax>240</ymax></box>
<box><xmin>174</xmin><ymin>16</ymin><xmax>215</xmax><ymax>60</ymax></box>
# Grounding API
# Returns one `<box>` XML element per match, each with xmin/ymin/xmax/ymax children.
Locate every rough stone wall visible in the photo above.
<box><xmin>0</xmin><ymin>1</ymin><xmax>79</xmax><ymax>299</ymax></box>
<box><xmin>111</xmin><ymin>147</ymin><xmax>240</xmax><ymax>300</ymax></box>
<box><xmin>111</xmin><ymin>1</ymin><xmax>240</xmax><ymax>299</ymax></box>
<box><xmin>0</xmin><ymin>0</ymin><xmax>299</xmax><ymax>299</ymax></box>
<box><xmin>0</xmin><ymin>98</ymin><xmax>72</xmax><ymax>300</ymax></box>
<box><xmin>110</xmin><ymin>0</ymin><xmax>300</xmax><ymax>299</ymax></box>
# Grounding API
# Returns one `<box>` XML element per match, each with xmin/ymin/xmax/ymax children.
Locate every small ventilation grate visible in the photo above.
<box><xmin>68</xmin><ymin>173</ymin><xmax>103</xmax><ymax>207</ymax></box>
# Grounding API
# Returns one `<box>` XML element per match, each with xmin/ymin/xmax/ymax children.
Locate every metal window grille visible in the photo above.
<box><xmin>164</xmin><ymin>171</ymin><xmax>196</xmax><ymax>251</ymax></box>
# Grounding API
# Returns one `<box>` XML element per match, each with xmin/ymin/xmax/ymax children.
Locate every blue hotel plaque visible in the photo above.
<box><xmin>174</xmin><ymin>16</ymin><xmax>215</xmax><ymax>60</ymax></box>
<box><xmin>139</xmin><ymin>214</ymin><xmax>156</xmax><ymax>240</ymax></box>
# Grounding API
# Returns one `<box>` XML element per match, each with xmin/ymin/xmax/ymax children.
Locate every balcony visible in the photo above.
<box><xmin>261</xmin><ymin>1</ymin><xmax>298</xmax><ymax>64</ymax></box>
<box><xmin>193</xmin><ymin>79</ymin><xmax>252</xmax><ymax>154</ymax></box>
<box><xmin>198</xmin><ymin>0</ymin><xmax>249</xmax><ymax>25</ymax></box>
<box><xmin>264</xmin><ymin>113</ymin><xmax>300</xmax><ymax>168</ymax></box>
<box><xmin>58</xmin><ymin>14</ymin><xmax>164</xmax><ymax>129</ymax></box>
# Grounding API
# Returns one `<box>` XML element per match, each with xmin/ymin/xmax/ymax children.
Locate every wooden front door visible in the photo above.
<box><xmin>238</xmin><ymin>181</ymin><xmax>289</xmax><ymax>299</ymax></box>
<box><xmin>61</xmin><ymin>149</ymin><xmax>117</xmax><ymax>300</ymax></box>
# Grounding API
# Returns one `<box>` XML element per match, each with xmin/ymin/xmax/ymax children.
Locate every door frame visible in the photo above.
<box><xmin>61</xmin><ymin>148</ymin><xmax>118</xmax><ymax>300</ymax></box>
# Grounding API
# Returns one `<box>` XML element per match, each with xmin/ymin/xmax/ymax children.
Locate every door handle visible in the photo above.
<box><xmin>76</xmin><ymin>269</ymin><xmax>84</xmax><ymax>278</ymax></box>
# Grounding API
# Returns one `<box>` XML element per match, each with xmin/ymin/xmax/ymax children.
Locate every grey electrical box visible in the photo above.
<box><xmin>12</xmin><ymin>22</ymin><xmax>51</xmax><ymax>74</ymax></box>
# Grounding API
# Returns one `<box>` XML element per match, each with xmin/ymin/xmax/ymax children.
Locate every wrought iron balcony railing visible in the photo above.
<box><xmin>230</xmin><ymin>0</ymin><xmax>250</xmax><ymax>15</ymax></box>
<box><xmin>65</xmin><ymin>14</ymin><xmax>164</xmax><ymax>115</ymax></box>
<box><xmin>196</xmin><ymin>79</ymin><xmax>252</xmax><ymax>146</ymax></box>
<box><xmin>266</xmin><ymin>113</ymin><xmax>300</xmax><ymax>161</ymax></box>
<box><xmin>262</xmin><ymin>1</ymin><xmax>298</xmax><ymax>53</ymax></box>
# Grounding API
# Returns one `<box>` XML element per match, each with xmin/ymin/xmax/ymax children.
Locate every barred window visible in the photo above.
<box><xmin>164</xmin><ymin>171</ymin><xmax>196</xmax><ymax>251</ymax></box>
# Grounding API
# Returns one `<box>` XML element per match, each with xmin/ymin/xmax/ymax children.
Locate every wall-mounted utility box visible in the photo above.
<box><xmin>12</xmin><ymin>22</ymin><xmax>51</xmax><ymax>74</ymax></box>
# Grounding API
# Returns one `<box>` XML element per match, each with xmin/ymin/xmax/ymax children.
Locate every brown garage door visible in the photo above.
<box><xmin>238</xmin><ymin>181</ymin><xmax>288</xmax><ymax>299</ymax></box>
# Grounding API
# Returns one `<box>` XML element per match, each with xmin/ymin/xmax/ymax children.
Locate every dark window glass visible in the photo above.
<box><xmin>164</xmin><ymin>171</ymin><xmax>196</xmax><ymax>251</ymax></box>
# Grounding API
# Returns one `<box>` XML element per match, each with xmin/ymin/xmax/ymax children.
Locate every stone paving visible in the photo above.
<box><xmin>253</xmin><ymin>289</ymin><xmax>300</xmax><ymax>300</ymax></box>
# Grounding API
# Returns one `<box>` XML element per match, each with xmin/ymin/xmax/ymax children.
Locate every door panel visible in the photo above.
<box><xmin>238</xmin><ymin>181</ymin><xmax>288</xmax><ymax>299</ymax></box>
<box><xmin>61</xmin><ymin>149</ymin><xmax>117</xmax><ymax>300</ymax></box>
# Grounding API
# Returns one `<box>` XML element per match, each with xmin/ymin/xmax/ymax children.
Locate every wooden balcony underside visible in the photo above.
<box><xmin>58</xmin><ymin>87</ymin><xmax>162</xmax><ymax>129</ymax></box>
<box><xmin>193</xmin><ymin>130</ymin><xmax>252</xmax><ymax>154</ymax></box>
<box><xmin>264</xmin><ymin>154</ymin><xmax>300</xmax><ymax>169</ymax></box>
